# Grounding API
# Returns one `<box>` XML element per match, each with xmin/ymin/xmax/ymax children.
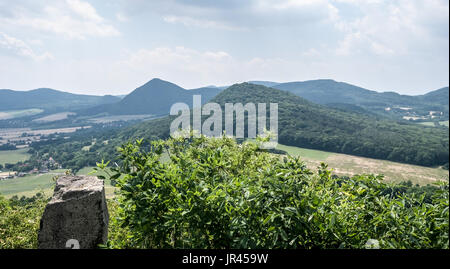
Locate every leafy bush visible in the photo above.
<box><xmin>0</xmin><ymin>193</ymin><xmax>48</xmax><ymax>249</ymax></box>
<box><xmin>101</xmin><ymin>135</ymin><xmax>449</xmax><ymax>249</ymax></box>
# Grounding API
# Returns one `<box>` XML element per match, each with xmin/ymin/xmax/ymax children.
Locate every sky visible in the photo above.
<box><xmin>0</xmin><ymin>0</ymin><xmax>448</xmax><ymax>96</ymax></box>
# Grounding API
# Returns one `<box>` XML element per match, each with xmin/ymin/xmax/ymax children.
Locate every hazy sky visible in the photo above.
<box><xmin>0</xmin><ymin>0</ymin><xmax>448</xmax><ymax>95</ymax></box>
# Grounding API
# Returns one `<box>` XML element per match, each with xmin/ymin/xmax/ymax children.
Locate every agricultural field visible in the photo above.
<box><xmin>0</xmin><ymin>148</ymin><xmax>31</xmax><ymax>166</ymax></box>
<box><xmin>276</xmin><ymin>144</ymin><xmax>449</xmax><ymax>186</ymax></box>
<box><xmin>276</xmin><ymin>144</ymin><xmax>331</xmax><ymax>160</ymax></box>
<box><xmin>32</xmin><ymin>112</ymin><xmax>76</xmax><ymax>123</ymax></box>
<box><xmin>87</xmin><ymin>114</ymin><xmax>155</xmax><ymax>124</ymax></box>
<box><xmin>0</xmin><ymin>126</ymin><xmax>91</xmax><ymax>146</ymax></box>
<box><xmin>0</xmin><ymin>109</ymin><xmax>43</xmax><ymax>120</ymax></box>
<box><xmin>0</xmin><ymin>167</ymin><xmax>116</xmax><ymax>199</ymax></box>
<box><xmin>0</xmin><ymin>172</ymin><xmax>58</xmax><ymax>198</ymax></box>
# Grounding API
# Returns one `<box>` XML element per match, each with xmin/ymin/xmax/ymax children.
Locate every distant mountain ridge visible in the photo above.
<box><xmin>249</xmin><ymin>79</ymin><xmax>448</xmax><ymax>104</ymax></box>
<box><xmin>0</xmin><ymin>88</ymin><xmax>120</xmax><ymax>112</ymax></box>
<box><xmin>271</xmin><ymin>79</ymin><xmax>420</xmax><ymax>105</ymax></box>
<box><xmin>249</xmin><ymin>79</ymin><xmax>448</xmax><ymax>120</ymax></box>
<box><xmin>2</xmin><ymin>79</ymin><xmax>447</xmax><ymax>122</ymax></box>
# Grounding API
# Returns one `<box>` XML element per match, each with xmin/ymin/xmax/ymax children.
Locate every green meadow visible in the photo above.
<box><xmin>0</xmin><ymin>148</ymin><xmax>31</xmax><ymax>166</ymax></box>
<box><xmin>276</xmin><ymin>144</ymin><xmax>332</xmax><ymax>160</ymax></box>
<box><xmin>0</xmin><ymin>172</ymin><xmax>57</xmax><ymax>198</ymax></box>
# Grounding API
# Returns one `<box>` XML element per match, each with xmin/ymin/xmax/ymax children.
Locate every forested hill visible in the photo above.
<box><xmin>270</xmin><ymin>79</ymin><xmax>412</xmax><ymax>105</ymax></box>
<box><xmin>79</xmin><ymin>78</ymin><xmax>221</xmax><ymax>116</ymax></box>
<box><xmin>417</xmin><ymin>87</ymin><xmax>449</xmax><ymax>106</ymax></box>
<box><xmin>0</xmin><ymin>88</ymin><xmax>120</xmax><ymax>112</ymax></box>
<box><xmin>269</xmin><ymin>80</ymin><xmax>448</xmax><ymax>106</ymax></box>
<box><xmin>115</xmin><ymin>83</ymin><xmax>448</xmax><ymax>167</ymax></box>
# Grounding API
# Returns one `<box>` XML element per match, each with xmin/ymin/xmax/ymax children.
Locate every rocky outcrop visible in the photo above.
<box><xmin>38</xmin><ymin>175</ymin><xmax>109</xmax><ymax>249</ymax></box>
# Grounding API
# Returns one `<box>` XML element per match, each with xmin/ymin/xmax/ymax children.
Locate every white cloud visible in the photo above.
<box><xmin>0</xmin><ymin>0</ymin><xmax>447</xmax><ymax>95</ymax></box>
<box><xmin>116</xmin><ymin>13</ymin><xmax>128</xmax><ymax>22</ymax></box>
<box><xmin>135</xmin><ymin>0</ymin><xmax>448</xmax><ymax>59</ymax></box>
<box><xmin>0</xmin><ymin>32</ymin><xmax>53</xmax><ymax>61</ymax></box>
<box><xmin>114</xmin><ymin>46</ymin><xmax>312</xmax><ymax>88</ymax></box>
<box><xmin>66</xmin><ymin>0</ymin><xmax>104</xmax><ymax>23</ymax></box>
<box><xmin>332</xmin><ymin>0</ymin><xmax>449</xmax><ymax>56</ymax></box>
<box><xmin>163</xmin><ymin>15</ymin><xmax>245</xmax><ymax>31</ymax></box>
<box><xmin>129</xmin><ymin>0</ymin><xmax>338</xmax><ymax>30</ymax></box>
<box><xmin>301</xmin><ymin>48</ymin><xmax>321</xmax><ymax>57</ymax></box>
<box><xmin>0</xmin><ymin>0</ymin><xmax>120</xmax><ymax>39</ymax></box>
<box><xmin>258</xmin><ymin>0</ymin><xmax>329</xmax><ymax>10</ymax></box>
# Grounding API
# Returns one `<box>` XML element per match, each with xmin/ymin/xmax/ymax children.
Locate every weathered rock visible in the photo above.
<box><xmin>38</xmin><ymin>175</ymin><xmax>109</xmax><ymax>249</ymax></box>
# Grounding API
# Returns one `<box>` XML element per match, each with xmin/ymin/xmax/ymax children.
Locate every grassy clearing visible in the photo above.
<box><xmin>418</xmin><ymin>121</ymin><xmax>436</xmax><ymax>126</ymax></box>
<box><xmin>276</xmin><ymin>143</ymin><xmax>449</xmax><ymax>186</ymax></box>
<box><xmin>82</xmin><ymin>140</ymin><xmax>96</xmax><ymax>151</ymax></box>
<box><xmin>0</xmin><ymin>148</ymin><xmax>31</xmax><ymax>166</ymax></box>
<box><xmin>440</xmin><ymin>120</ymin><xmax>449</xmax><ymax>127</ymax></box>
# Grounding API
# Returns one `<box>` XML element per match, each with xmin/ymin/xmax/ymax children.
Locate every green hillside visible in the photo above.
<box><xmin>417</xmin><ymin>87</ymin><xmax>449</xmax><ymax>106</ymax></box>
<box><xmin>110</xmin><ymin>83</ymin><xmax>449</xmax><ymax>167</ymax></box>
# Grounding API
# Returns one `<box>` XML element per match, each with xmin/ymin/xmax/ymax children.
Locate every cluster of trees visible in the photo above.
<box><xmin>102</xmin><ymin>135</ymin><xmax>449</xmax><ymax>249</ymax></box>
<box><xmin>0</xmin><ymin>144</ymin><xmax>16</xmax><ymax>150</ymax></box>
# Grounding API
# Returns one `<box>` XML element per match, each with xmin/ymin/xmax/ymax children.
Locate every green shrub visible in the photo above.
<box><xmin>0</xmin><ymin>193</ymin><xmax>48</xmax><ymax>249</ymax></box>
<box><xmin>100</xmin><ymin>135</ymin><xmax>449</xmax><ymax>249</ymax></box>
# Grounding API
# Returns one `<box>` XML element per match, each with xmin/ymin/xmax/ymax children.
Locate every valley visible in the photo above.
<box><xmin>1</xmin><ymin>80</ymin><xmax>448</xmax><ymax>251</ymax></box>
<box><xmin>1</xmin><ymin>79</ymin><xmax>448</xmax><ymax>184</ymax></box>
<box><xmin>1</xmin><ymin>142</ymin><xmax>447</xmax><ymax>199</ymax></box>
<box><xmin>0</xmin><ymin>126</ymin><xmax>91</xmax><ymax>148</ymax></box>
